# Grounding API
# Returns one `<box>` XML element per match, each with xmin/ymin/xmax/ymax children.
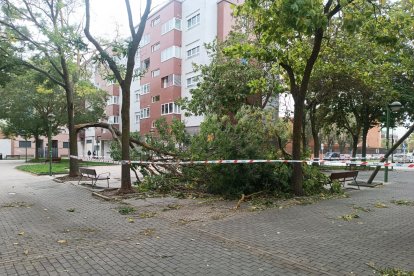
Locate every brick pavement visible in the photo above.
<box><xmin>0</xmin><ymin>160</ymin><xmax>413</xmax><ymax>275</ymax></box>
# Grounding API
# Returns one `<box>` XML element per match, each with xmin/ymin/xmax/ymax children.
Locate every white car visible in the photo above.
<box><xmin>393</xmin><ymin>154</ymin><xmax>410</xmax><ymax>163</ymax></box>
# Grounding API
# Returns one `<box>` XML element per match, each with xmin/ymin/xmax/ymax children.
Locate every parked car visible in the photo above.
<box><xmin>324</xmin><ymin>152</ymin><xmax>341</xmax><ymax>160</ymax></box>
<box><xmin>393</xmin><ymin>154</ymin><xmax>410</xmax><ymax>163</ymax></box>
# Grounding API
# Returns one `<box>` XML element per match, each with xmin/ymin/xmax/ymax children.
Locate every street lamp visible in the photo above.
<box><xmin>47</xmin><ymin>113</ymin><xmax>55</xmax><ymax>176</ymax></box>
<box><xmin>384</xmin><ymin>101</ymin><xmax>402</xmax><ymax>183</ymax></box>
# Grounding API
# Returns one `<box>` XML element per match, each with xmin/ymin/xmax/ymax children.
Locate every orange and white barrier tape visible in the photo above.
<box><xmin>69</xmin><ymin>155</ymin><xmax>414</xmax><ymax>168</ymax></box>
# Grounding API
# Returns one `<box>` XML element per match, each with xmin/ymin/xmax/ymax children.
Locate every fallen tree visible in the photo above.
<box><xmin>75</xmin><ymin>122</ymin><xmax>182</xmax><ymax>186</ymax></box>
<box><xmin>367</xmin><ymin>123</ymin><xmax>414</xmax><ymax>184</ymax></box>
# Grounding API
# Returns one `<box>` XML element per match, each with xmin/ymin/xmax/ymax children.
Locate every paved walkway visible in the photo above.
<box><xmin>0</xmin><ymin>160</ymin><xmax>413</xmax><ymax>275</ymax></box>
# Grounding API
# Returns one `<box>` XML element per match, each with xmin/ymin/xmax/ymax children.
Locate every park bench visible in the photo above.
<box><xmin>329</xmin><ymin>171</ymin><xmax>360</xmax><ymax>189</ymax></box>
<box><xmin>78</xmin><ymin>168</ymin><xmax>110</xmax><ymax>188</ymax></box>
<box><xmin>44</xmin><ymin>157</ymin><xmax>62</xmax><ymax>163</ymax></box>
<box><xmin>6</xmin><ymin>154</ymin><xmax>20</xmax><ymax>159</ymax></box>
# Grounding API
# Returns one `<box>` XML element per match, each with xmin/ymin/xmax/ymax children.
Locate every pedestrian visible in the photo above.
<box><xmin>87</xmin><ymin>150</ymin><xmax>91</xmax><ymax>157</ymax></box>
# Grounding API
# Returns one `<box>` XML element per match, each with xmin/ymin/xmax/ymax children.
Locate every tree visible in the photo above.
<box><xmin>228</xmin><ymin>0</ymin><xmax>375</xmax><ymax>195</ymax></box>
<box><xmin>0</xmin><ymin>0</ymin><xmax>88</xmax><ymax>176</ymax></box>
<box><xmin>308</xmin><ymin>6</ymin><xmax>410</xmax><ymax>159</ymax></box>
<box><xmin>84</xmin><ymin>0</ymin><xmax>152</xmax><ymax>193</ymax></box>
<box><xmin>0</xmin><ymin>72</ymin><xmax>67</xmax><ymax>158</ymax></box>
<box><xmin>0</xmin><ymin>70</ymin><xmax>107</xmax><ymax>159</ymax></box>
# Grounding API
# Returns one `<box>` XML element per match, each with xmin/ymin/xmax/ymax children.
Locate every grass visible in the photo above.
<box><xmin>118</xmin><ymin>206</ymin><xmax>136</xmax><ymax>215</ymax></box>
<box><xmin>16</xmin><ymin>159</ymin><xmax>113</xmax><ymax>175</ymax></box>
<box><xmin>390</xmin><ymin>200</ymin><xmax>414</xmax><ymax>206</ymax></box>
<box><xmin>375</xmin><ymin>268</ymin><xmax>414</xmax><ymax>276</ymax></box>
<box><xmin>368</xmin><ymin>264</ymin><xmax>414</xmax><ymax>276</ymax></box>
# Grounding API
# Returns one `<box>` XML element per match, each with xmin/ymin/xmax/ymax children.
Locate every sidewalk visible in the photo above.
<box><xmin>0</xmin><ymin>160</ymin><xmax>413</xmax><ymax>275</ymax></box>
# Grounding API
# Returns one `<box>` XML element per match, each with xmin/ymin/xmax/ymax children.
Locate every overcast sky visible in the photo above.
<box><xmin>87</xmin><ymin>0</ymin><xmax>168</xmax><ymax>38</ymax></box>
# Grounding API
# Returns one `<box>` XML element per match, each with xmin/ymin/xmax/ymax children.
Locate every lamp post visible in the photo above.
<box><xmin>47</xmin><ymin>113</ymin><xmax>55</xmax><ymax>176</ymax></box>
<box><xmin>384</xmin><ymin>101</ymin><xmax>402</xmax><ymax>183</ymax></box>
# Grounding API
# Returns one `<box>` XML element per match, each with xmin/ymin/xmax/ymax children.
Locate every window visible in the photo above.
<box><xmin>161</xmin><ymin>74</ymin><xmax>181</xmax><ymax>88</ymax></box>
<box><xmin>140</xmin><ymin>34</ymin><xmax>150</xmax><ymax>47</ymax></box>
<box><xmin>187</xmin><ymin>13</ymin><xmax>200</xmax><ymax>29</ymax></box>
<box><xmin>141</xmin><ymin>83</ymin><xmax>150</xmax><ymax>94</ymax></box>
<box><xmin>135</xmin><ymin>90</ymin><xmax>140</xmax><ymax>102</ymax></box>
<box><xmin>187</xmin><ymin>46</ymin><xmax>200</xmax><ymax>58</ymax></box>
<box><xmin>151</xmin><ymin>42</ymin><xmax>160</xmax><ymax>52</ymax></box>
<box><xmin>151</xmin><ymin>121</ymin><xmax>156</xmax><ymax>128</ymax></box>
<box><xmin>63</xmin><ymin>142</ymin><xmax>69</xmax><ymax>148</ymax></box>
<box><xmin>142</xmin><ymin>58</ymin><xmax>150</xmax><ymax>70</ymax></box>
<box><xmin>161</xmin><ymin>46</ymin><xmax>181</xmax><ymax>62</ymax></box>
<box><xmin>86</xmin><ymin>139</ymin><xmax>92</xmax><ymax>144</ymax></box>
<box><xmin>19</xmin><ymin>141</ymin><xmax>31</xmax><ymax>148</ymax></box>
<box><xmin>107</xmin><ymin>96</ymin><xmax>119</xmax><ymax>105</ymax></box>
<box><xmin>161</xmin><ymin>17</ymin><xmax>181</xmax><ymax>35</ymax></box>
<box><xmin>151</xmin><ymin>16</ymin><xmax>160</xmax><ymax>27</ymax></box>
<box><xmin>151</xmin><ymin>69</ymin><xmax>160</xmax><ymax>77</ymax></box>
<box><xmin>161</xmin><ymin>102</ymin><xmax>180</xmax><ymax>115</ymax></box>
<box><xmin>108</xmin><ymin>116</ymin><xmax>120</xmax><ymax>124</ymax></box>
<box><xmin>152</xmin><ymin>95</ymin><xmax>160</xmax><ymax>103</ymax></box>
<box><xmin>140</xmin><ymin>108</ymin><xmax>150</xmax><ymax>119</ymax></box>
<box><xmin>135</xmin><ymin>112</ymin><xmax>140</xmax><ymax>123</ymax></box>
<box><xmin>186</xmin><ymin>76</ymin><xmax>199</xmax><ymax>87</ymax></box>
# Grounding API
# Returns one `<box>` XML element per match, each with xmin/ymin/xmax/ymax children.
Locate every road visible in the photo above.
<box><xmin>0</xmin><ymin>160</ymin><xmax>413</xmax><ymax>275</ymax></box>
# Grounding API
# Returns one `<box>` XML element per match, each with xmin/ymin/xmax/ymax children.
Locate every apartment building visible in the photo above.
<box><xmin>0</xmin><ymin>130</ymin><xmax>70</xmax><ymax>159</ymax></box>
<box><xmin>77</xmin><ymin>64</ymin><xmax>122</xmax><ymax>158</ymax></box>
<box><xmin>133</xmin><ymin>0</ymin><xmax>242</xmax><ymax>134</ymax></box>
<box><xmin>137</xmin><ymin>0</ymin><xmax>183</xmax><ymax>134</ymax></box>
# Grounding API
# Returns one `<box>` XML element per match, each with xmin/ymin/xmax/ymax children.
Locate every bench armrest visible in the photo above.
<box><xmin>97</xmin><ymin>172</ymin><xmax>110</xmax><ymax>179</ymax></box>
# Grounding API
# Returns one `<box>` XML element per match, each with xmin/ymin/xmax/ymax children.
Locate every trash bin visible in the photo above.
<box><xmin>0</xmin><ymin>153</ymin><xmax>2</xmax><ymax>160</ymax></box>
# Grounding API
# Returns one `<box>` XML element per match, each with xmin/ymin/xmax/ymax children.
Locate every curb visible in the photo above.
<box><xmin>92</xmin><ymin>191</ymin><xmax>112</xmax><ymax>201</ymax></box>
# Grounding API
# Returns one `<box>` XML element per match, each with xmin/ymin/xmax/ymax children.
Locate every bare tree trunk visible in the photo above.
<box><xmin>351</xmin><ymin>135</ymin><xmax>359</xmax><ymax>158</ymax></box>
<box><xmin>63</xmin><ymin>77</ymin><xmax>78</xmax><ymax>177</ymax></box>
<box><xmin>309</xmin><ymin>104</ymin><xmax>320</xmax><ymax>164</ymax></box>
<box><xmin>302</xmin><ymin>110</ymin><xmax>308</xmax><ymax>154</ymax></box>
<box><xmin>120</xmin><ymin>84</ymin><xmax>132</xmax><ymax>193</ymax></box>
<box><xmin>34</xmin><ymin>135</ymin><xmax>39</xmax><ymax>160</ymax></box>
<box><xmin>292</xmin><ymin>98</ymin><xmax>305</xmax><ymax>196</ymax></box>
<box><xmin>361</xmin><ymin>112</ymin><xmax>370</xmax><ymax>161</ymax></box>
<box><xmin>361</xmin><ymin>126</ymin><xmax>369</xmax><ymax>162</ymax></box>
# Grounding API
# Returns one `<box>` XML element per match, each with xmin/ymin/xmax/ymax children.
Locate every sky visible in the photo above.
<box><xmin>88</xmin><ymin>0</ymin><xmax>169</xmax><ymax>38</ymax></box>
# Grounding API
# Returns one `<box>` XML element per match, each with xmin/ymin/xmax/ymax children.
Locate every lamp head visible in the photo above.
<box><xmin>388</xmin><ymin>101</ymin><xmax>402</xmax><ymax>112</ymax></box>
<box><xmin>47</xmin><ymin>113</ymin><xmax>56</xmax><ymax>121</ymax></box>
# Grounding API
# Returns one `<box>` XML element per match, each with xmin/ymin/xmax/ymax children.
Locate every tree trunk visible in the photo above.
<box><xmin>309</xmin><ymin>104</ymin><xmax>320</xmax><ymax>164</ymax></box>
<box><xmin>361</xmin><ymin>111</ymin><xmax>370</xmax><ymax>161</ymax></box>
<box><xmin>361</xmin><ymin>126</ymin><xmax>369</xmax><ymax>162</ymax></box>
<box><xmin>65</xmin><ymin>85</ymin><xmax>78</xmax><ymax>177</ymax></box>
<box><xmin>34</xmin><ymin>135</ymin><xmax>39</xmax><ymax>160</ymax></box>
<box><xmin>120</xmin><ymin>83</ymin><xmax>132</xmax><ymax>193</ymax></box>
<box><xmin>302</xmin><ymin>110</ymin><xmax>308</xmax><ymax>154</ymax></box>
<box><xmin>351</xmin><ymin>135</ymin><xmax>359</xmax><ymax>158</ymax></box>
<box><xmin>292</xmin><ymin>97</ymin><xmax>305</xmax><ymax>196</ymax></box>
<box><xmin>339</xmin><ymin>141</ymin><xmax>346</xmax><ymax>153</ymax></box>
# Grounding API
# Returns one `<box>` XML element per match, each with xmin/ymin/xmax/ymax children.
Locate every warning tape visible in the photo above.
<box><xmin>70</xmin><ymin>155</ymin><xmax>414</xmax><ymax>168</ymax></box>
<box><xmin>70</xmin><ymin>155</ymin><xmax>308</xmax><ymax>165</ymax></box>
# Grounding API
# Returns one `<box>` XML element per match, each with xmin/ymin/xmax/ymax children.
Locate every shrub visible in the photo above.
<box><xmin>302</xmin><ymin>165</ymin><xmax>330</xmax><ymax>195</ymax></box>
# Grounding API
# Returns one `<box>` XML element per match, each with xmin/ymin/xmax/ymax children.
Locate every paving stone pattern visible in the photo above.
<box><xmin>0</xmin><ymin>161</ymin><xmax>413</xmax><ymax>275</ymax></box>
